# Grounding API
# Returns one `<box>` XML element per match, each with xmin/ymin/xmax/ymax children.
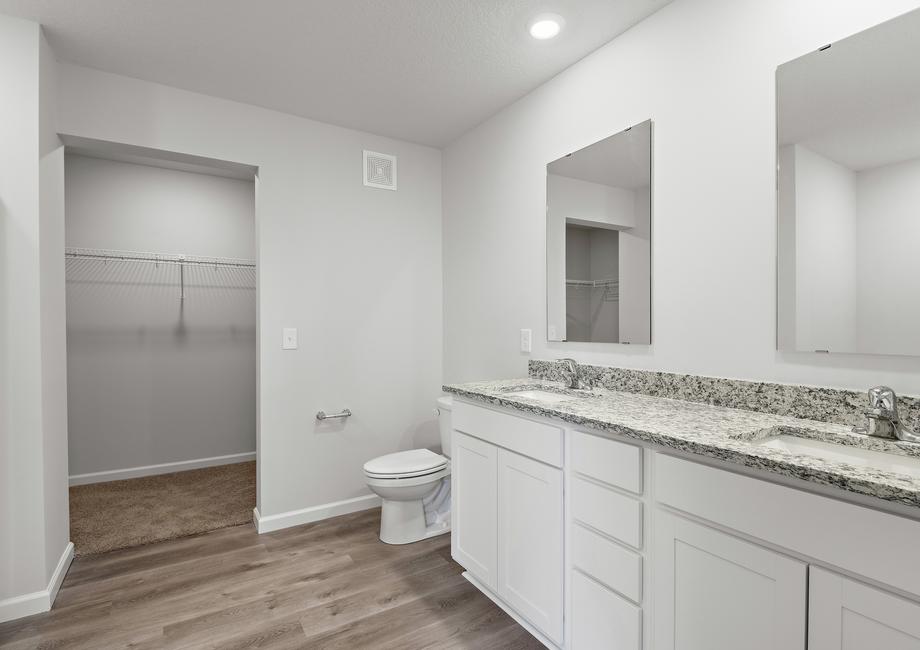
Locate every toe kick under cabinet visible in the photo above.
<box><xmin>450</xmin><ymin>397</ymin><xmax>920</xmax><ymax>650</ymax></box>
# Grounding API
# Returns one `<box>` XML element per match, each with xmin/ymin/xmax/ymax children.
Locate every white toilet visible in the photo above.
<box><xmin>364</xmin><ymin>396</ymin><xmax>452</xmax><ymax>545</ymax></box>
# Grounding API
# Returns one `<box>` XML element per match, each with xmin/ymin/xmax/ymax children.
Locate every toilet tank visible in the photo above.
<box><xmin>436</xmin><ymin>396</ymin><xmax>453</xmax><ymax>458</ymax></box>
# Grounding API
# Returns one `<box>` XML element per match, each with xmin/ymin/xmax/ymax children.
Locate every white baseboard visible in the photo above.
<box><xmin>0</xmin><ymin>541</ymin><xmax>74</xmax><ymax>624</ymax></box>
<box><xmin>253</xmin><ymin>493</ymin><xmax>381</xmax><ymax>534</ymax></box>
<box><xmin>47</xmin><ymin>541</ymin><xmax>74</xmax><ymax>607</ymax></box>
<box><xmin>69</xmin><ymin>452</ymin><xmax>256</xmax><ymax>486</ymax></box>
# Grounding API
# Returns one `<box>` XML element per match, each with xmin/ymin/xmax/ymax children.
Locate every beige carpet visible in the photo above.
<box><xmin>69</xmin><ymin>461</ymin><xmax>256</xmax><ymax>556</ymax></box>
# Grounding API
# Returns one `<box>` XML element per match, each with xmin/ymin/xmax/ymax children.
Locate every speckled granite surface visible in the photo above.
<box><xmin>443</xmin><ymin>377</ymin><xmax>920</xmax><ymax>509</ymax></box>
<box><xmin>528</xmin><ymin>359</ymin><xmax>920</xmax><ymax>431</ymax></box>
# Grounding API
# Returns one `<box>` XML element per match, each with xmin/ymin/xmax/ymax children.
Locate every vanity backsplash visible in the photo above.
<box><xmin>528</xmin><ymin>360</ymin><xmax>920</xmax><ymax>431</ymax></box>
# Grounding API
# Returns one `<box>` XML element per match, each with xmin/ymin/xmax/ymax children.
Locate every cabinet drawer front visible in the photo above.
<box><xmin>654</xmin><ymin>453</ymin><xmax>920</xmax><ymax>597</ymax></box>
<box><xmin>453</xmin><ymin>400</ymin><xmax>563</xmax><ymax>467</ymax></box>
<box><xmin>572</xmin><ymin>431</ymin><xmax>642</xmax><ymax>494</ymax></box>
<box><xmin>571</xmin><ymin>570</ymin><xmax>641</xmax><ymax>650</ymax></box>
<box><xmin>571</xmin><ymin>522</ymin><xmax>642</xmax><ymax>603</ymax></box>
<box><xmin>571</xmin><ymin>477</ymin><xmax>642</xmax><ymax>549</ymax></box>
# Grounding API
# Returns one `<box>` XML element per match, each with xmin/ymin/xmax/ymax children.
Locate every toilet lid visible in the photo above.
<box><xmin>364</xmin><ymin>449</ymin><xmax>448</xmax><ymax>477</ymax></box>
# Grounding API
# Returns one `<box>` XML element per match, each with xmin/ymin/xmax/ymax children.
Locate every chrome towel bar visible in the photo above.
<box><xmin>316</xmin><ymin>409</ymin><xmax>352</xmax><ymax>421</ymax></box>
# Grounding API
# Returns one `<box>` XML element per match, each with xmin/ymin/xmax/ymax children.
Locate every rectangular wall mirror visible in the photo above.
<box><xmin>777</xmin><ymin>9</ymin><xmax>920</xmax><ymax>356</ymax></box>
<box><xmin>546</xmin><ymin>120</ymin><xmax>652</xmax><ymax>344</ymax></box>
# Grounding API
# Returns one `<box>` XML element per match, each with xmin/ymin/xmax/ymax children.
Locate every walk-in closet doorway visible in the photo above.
<box><xmin>61</xmin><ymin>140</ymin><xmax>259</xmax><ymax>556</ymax></box>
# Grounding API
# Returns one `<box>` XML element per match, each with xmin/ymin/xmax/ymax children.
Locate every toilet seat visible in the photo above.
<box><xmin>365</xmin><ymin>467</ymin><xmax>450</xmax><ymax>489</ymax></box>
<box><xmin>363</xmin><ymin>449</ymin><xmax>448</xmax><ymax>479</ymax></box>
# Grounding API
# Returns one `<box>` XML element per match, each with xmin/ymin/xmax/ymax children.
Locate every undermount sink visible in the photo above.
<box><xmin>502</xmin><ymin>389</ymin><xmax>584</xmax><ymax>404</ymax></box>
<box><xmin>749</xmin><ymin>430</ymin><xmax>920</xmax><ymax>480</ymax></box>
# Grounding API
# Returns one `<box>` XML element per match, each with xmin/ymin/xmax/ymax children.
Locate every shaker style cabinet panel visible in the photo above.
<box><xmin>653</xmin><ymin>510</ymin><xmax>807</xmax><ymax>650</ymax></box>
<box><xmin>571</xmin><ymin>476</ymin><xmax>642</xmax><ymax>549</ymax></box>
<box><xmin>497</xmin><ymin>449</ymin><xmax>564</xmax><ymax>644</ymax></box>
<box><xmin>809</xmin><ymin>566</ymin><xmax>920</xmax><ymax>650</ymax></box>
<box><xmin>452</xmin><ymin>431</ymin><xmax>498</xmax><ymax>590</ymax></box>
<box><xmin>571</xmin><ymin>569</ymin><xmax>641</xmax><ymax>649</ymax></box>
<box><xmin>571</xmin><ymin>522</ymin><xmax>642</xmax><ymax>604</ymax></box>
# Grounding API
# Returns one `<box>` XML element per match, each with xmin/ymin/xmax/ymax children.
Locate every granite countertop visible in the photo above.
<box><xmin>443</xmin><ymin>377</ymin><xmax>920</xmax><ymax>509</ymax></box>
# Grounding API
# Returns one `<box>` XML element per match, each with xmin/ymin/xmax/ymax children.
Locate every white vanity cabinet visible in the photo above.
<box><xmin>451</xmin><ymin>403</ymin><xmax>565</xmax><ymax>645</ymax></box>
<box><xmin>451</xmin><ymin>396</ymin><xmax>920</xmax><ymax>650</ymax></box>
<box><xmin>654</xmin><ymin>453</ymin><xmax>920</xmax><ymax>650</ymax></box>
<box><xmin>809</xmin><ymin>567</ymin><xmax>920</xmax><ymax>649</ymax></box>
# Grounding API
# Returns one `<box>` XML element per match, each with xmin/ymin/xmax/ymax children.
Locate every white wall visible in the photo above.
<box><xmin>547</xmin><ymin>174</ymin><xmax>636</xmax><ymax>228</ymax></box>
<box><xmin>0</xmin><ymin>12</ymin><xmax>46</xmax><ymax>606</ymax></box>
<box><xmin>619</xmin><ymin>186</ymin><xmax>651</xmax><ymax>343</ymax></box>
<box><xmin>64</xmin><ymin>155</ymin><xmax>256</xmax><ymax>476</ymax></box>
<box><xmin>793</xmin><ymin>144</ymin><xmax>857</xmax><ymax>352</ymax></box>
<box><xmin>39</xmin><ymin>27</ymin><xmax>70</xmax><ymax>591</ymax></box>
<box><xmin>65</xmin><ymin>156</ymin><xmax>255</xmax><ymax>257</ymax></box>
<box><xmin>855</xmin><ymin>157</ymin><xmax>920</xmax><ymax>354</ymax></box>
<box><xmin>0</xmin><ymin>14</ymin><xmax>70</xmax><ymax>616</ymax></box>
<box><xmin>776</xmin><ymin>144</ymin><xmax>797</xmax><ymax>351</ymax></box>
<box><xmin>442</xmin><ymin>0</ymin><xmax>920</xmax><ymax>393</ymax></box>
<box><xmin>55</xmin><ymin>63</ymin><xmax>443</xmax><ymax>520</ymax></box>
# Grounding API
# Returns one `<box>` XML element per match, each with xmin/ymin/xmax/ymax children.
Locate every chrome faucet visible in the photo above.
<box><xmin>559</xmin><ymin>358</ymin><xmax>586</xmax><ymax>390</ymax></box>
<box><xmin>854</xmin><ymin>386</ymin><xmax>920</xmax><ymax>444</ymax></box>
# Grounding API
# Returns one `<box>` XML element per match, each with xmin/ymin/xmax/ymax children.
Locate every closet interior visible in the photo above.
<box><xmin>64</xmin><ymin>148</ymin><xmax>257</xmax><ymax>555</ymax></box>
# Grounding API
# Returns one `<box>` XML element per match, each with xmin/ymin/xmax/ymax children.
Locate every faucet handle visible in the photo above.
<box><xmin>558</xmin><ymin>358</ymin><xmax>578</xmax><ymax>375</ymax></box>
<box><xmin>868</xmin><ymin>386</ymin><xmax>899</xmax><ymax>419</ymax></box>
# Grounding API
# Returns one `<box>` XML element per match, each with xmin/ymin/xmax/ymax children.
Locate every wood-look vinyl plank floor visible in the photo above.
<box><xmin>0</xmin><ymin>508</ymin><xmax>544</xmax><ymax>650</ymax></box>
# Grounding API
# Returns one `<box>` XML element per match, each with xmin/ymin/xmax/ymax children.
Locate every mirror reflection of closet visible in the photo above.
<box><xmin>546</xmin><ymin>120</ymin><xmax>652</xmax><ymax>344</ymax></box>
<box><xmin>565</xmin><ymin>224</ymin><xmax>620</xmax><ymax>343</ymax></box>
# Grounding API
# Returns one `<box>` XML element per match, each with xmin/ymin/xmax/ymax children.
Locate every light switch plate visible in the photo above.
<box><xmin>520</xmin><ymin>328</ymin><xmax>532</xmax><ymax>353</ymax></box>
<box><xmin>282</xmin><ymin>328</ymin><xmax>298</xmax><ymax>350</ymax></box>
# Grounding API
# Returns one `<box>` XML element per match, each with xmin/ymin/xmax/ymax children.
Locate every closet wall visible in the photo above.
<box><xmin>564</xmin><ymin>226</ymin><xmax>620</xmax><ymax>343</ymax></box>
<box><xmin>65</xmin><ymin>155</ymin><xmax>256</xmax><ymax>480</ymax></box>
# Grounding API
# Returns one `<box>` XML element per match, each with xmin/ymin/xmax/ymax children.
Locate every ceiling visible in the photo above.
<box><xmin>0</xmin><ymin>0</ymin><xmax>672</xmax><ymax>147</ymax></box>
<box><xmin>777</xmin><ymin>7</ymin><xmax>920</xmax><ymax>171</ymax></box>
<box><xmin>548</xmin><ymin>120</ymin><xmax>651</xmax><ymax>189</ymax></box>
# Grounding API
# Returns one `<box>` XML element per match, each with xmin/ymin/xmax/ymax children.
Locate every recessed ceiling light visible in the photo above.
<box><xmin>529</xmin><ymin>13</ymin><xmax>564</xmax><ymax>40</ymax></box>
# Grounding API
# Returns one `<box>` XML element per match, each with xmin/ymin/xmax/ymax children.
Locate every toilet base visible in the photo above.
<box><xmin>379</xmin><ymin>497</ymin><xmax>450</xmax><ymax>545</ymax></box>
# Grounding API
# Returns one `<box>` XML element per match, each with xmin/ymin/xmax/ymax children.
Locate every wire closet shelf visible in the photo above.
<box><xmin>565</xmin><ymin>278</ymin><xmax>618</xmax><ymax>289</ymax></box>
<box><xmin>566</xmin><ymin>278</ymin><xmax>619</xmax><ymax>302</ymax></box>
<box><xmin>65</xmin><ymin>247</ymin><xmax>256</xmax><ymax>301</ymax></box>
<box><xmin>64</xmin><ymin>247</ymin><xmax>256</xmax><ymax>269</ymax></box>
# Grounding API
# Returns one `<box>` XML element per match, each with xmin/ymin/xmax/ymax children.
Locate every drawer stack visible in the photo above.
<box><xmin>569</xmin><ymin>431</ymin><xmax>644</xmax><ymax>649</ymax></box>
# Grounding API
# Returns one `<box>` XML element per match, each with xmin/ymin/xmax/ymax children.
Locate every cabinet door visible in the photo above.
<box><xmin>451</xmin><ymin>431</ymin><xmax>498</xmax><ymax>590</ymax></box>
<box><xmin>809</xmin><ymin>566</ymin><xmax>920</xmax><ymax>649</ymax></box>
<box><xmin>653</xmin><ymin>510</ymin><xmax>807</xmax><ymax>650</ymax></box>
<box><xmin>497</xmin><ymin>448</ymin><xmax>564</xmax><ymax>644</ymax></box>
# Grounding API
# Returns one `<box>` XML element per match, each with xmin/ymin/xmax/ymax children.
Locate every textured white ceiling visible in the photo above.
<box><xmin>0</xmin><ymin>0</ymin><xmax>671</xmax><ymax>146</ymax></box>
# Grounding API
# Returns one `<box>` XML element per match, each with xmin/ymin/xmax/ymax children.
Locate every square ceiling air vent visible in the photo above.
<box><xmin>363</xmin><ymin>150</ymin><xmax>397</xmax><ymax>190</ymax></box>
